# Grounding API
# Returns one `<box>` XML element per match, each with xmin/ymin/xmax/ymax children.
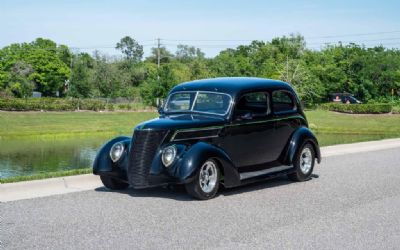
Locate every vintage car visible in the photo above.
<box><xmin>93</xmin><ymin>77</ymin><xmax>321</xmax><ymax>199</ymax></box>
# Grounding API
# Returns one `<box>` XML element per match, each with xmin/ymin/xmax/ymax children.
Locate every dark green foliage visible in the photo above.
<box><xmin>319</xmin><ymin>103</ymin><xmax>393</xmax><ymax>114</ymax></box>
<box><xmin>116</xmin><ymin>36</ymin><xmax>143</xmax><ymax>63</ymax></box>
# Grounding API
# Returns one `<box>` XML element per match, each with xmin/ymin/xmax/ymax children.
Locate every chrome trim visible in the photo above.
<box><xmin>240</xmin><ymin>165</ymin><xmax>293</xmax><ymax>180</ymax></box>
<box><xmin>164</xmin><ymin>91</ymin><xmax>233</xmax><ymax>116</ymax></box>
<box><xmin>170</xmin><ymin>126</ymin><xmax>222</xmax><ymax>141</ymax></box>
<box><xmin>172</xmin><ymin>134</ymin><xmax>220</xmax><ymax>142</ymax></box>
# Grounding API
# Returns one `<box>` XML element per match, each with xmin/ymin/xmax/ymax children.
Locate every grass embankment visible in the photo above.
<box><xmin>0</xmin><ymin>111</ymin><xmax>158</xmax><ymax>139</ymax></box>
<box><xmin>306</xmin><ymin>110</ymin><xmax>400</xmax><ymax>146</ymax></box>
<box><xmin>1</xmin><ymin>110</ymin><xmax>399</xmax><ymax>141</ymax></box>
<box><xmin>0</xmin><ymin>168</ymin><xmax>91</xmax><ymax>184</ymax></box>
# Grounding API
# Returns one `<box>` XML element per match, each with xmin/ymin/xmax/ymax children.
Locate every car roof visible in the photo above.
<box><xmin>170</xmin><ymin>77</ymin><xmax>294</xmax><ymax>97</ymax></box>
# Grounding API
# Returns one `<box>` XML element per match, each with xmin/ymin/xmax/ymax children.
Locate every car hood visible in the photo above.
<box><xmin>134</xmin><ymin>114</ymin><xmax>226</xmax><ymax>131</ymax></box>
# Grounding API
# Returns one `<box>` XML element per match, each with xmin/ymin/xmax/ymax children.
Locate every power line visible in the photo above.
<box><xmin>161</xmin><ymin>30</ymin><xmax>400</xmax><ymax>42</ymax></box>
<box><xmin>306</xmin><ymin>30</ymin><xmax>400</xmax><ymax>39</ymax></box>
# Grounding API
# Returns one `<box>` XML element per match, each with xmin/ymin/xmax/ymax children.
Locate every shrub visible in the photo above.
<box><xmin>106</xmin><ymin>103</ymin><xmax>115</xmax><ymax>111</ymax></box>
<box><xmin>392</xmin><ymin>106</ymin><xmax>400</xmax><ymax>114</ymax></box>
<box><xmin>0</xmin><ymin>98</ymin><xmax>106</xmax><ymax>111</ymax></box>
<box><xmin>319</xmin><ymin>103</ymin><xmax>392</xmax><ymax>114</ymax></box>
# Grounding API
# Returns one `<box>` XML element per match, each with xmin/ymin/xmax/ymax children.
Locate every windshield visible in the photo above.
<box><xmin>165</xmin><ymin>91</ymin><xmax>232</xmax><ymax>116</ymax></box>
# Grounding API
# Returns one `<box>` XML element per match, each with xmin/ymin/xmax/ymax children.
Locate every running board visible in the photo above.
<box><xmin>239</xmin><ymin>165</ymin><xmax>293</xmax><ymax>180</ymax></box>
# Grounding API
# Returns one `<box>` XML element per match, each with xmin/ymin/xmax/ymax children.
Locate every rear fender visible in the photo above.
<box><xmin>283</xmin><ymin>127</ymin><xmax>321</xmax><ymax>165</ymax></box>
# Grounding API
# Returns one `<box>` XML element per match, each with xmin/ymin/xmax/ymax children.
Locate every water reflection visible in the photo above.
<box><xmin>0</xmin><ymin>136</ymin><xmax>114</xmax><ymax>178</ymax></box>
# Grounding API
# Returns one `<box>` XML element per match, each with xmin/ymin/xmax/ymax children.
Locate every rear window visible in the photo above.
<box><xmin>272</xmin><ymin>91</ymin><xmax>296</xmax><ymax>113</ymax></box>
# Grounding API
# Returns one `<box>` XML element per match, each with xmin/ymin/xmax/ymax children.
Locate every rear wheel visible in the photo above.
<box><xmin>288</xmin><ymin>142</ymin><xmax>315</xmax><ymax>182</ymax></box>
<box><xmin>100</xmin><ymin>175</ymin><xmax>129</xmax><ymax>190</ymax></box>
<box><xmin>185</xmin><ymin>159</ymin><xmax>220</xmax><ymax>200</ymax></box>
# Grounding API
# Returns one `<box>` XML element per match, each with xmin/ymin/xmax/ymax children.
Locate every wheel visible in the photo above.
<box><xmin>185</xmin><ymin>159</ymin><xmax>220</xmax><ymax>200</ymax></box>
<box><xmin>100</xmin><ymin>175</ymin><xmax>129</xmax><ymax>190</ymax></box>
<box><xmin>288</xmin><ymin>142</ymin><xmax>315</xmax><ymax>182</ymax></box>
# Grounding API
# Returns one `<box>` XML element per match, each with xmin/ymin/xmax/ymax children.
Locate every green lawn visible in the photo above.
<box><xmin>306</xmin><ymin>110</ymin><xmax>400</xmax><ymax>145</ymax></box>
<box><xmin>0</xmin><ymin>111</ymin><xmax>158</xmax><ymax>139</ymax></box>
<box><xmin>1</xmin><ymin>110</ymin><xmax>400</xmax><ymax>143</ymax></box>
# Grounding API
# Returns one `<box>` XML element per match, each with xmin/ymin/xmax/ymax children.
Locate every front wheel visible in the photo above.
<box><xmin>185</xmin><ymin>159</ymin><xmax>220</xmax><ymax>200</ymax></box>
<box><xmin>100</xmin><ymin>175</ymin><xmax>129</xmax><ymax>190</ymax></box>
<box><xmin>288</xmin><ymin>142</ymin><xmax>315</xmax><ymax>182</ymax></box>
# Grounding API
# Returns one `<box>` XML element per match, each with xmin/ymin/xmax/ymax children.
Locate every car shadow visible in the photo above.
<box><xmin>95</xmin><ymin>173</ymin><xmax>319</xmax><ymax>201</ymax></box>
<box><xmin>95</xmin><ymin>185</ymin><xmax>193</xmax><ymax>201</ymax></box>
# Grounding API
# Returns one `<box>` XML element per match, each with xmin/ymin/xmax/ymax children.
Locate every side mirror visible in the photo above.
<box><xmin>157</xmin><ymin>106</ymin><xmax>164</xmax><ymax>115</ymax></box>
<box><xmin>157</xmin><ymin>98</ymin><xmax>165</xmax><ymax>115</ymax></box>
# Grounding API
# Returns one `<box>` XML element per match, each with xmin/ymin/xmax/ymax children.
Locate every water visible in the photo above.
<box><xmin>0</xmin><ymin>136</ymin><xmax>113</xmax><ymax>178</ymax></box>
<box><xmin>0</xmin><ymin>133</ymin><xmax>395</xmax><ymax>179</ymax></box>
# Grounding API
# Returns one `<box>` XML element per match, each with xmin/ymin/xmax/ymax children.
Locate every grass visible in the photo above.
<box><xmin>306</xmin><ymin>110</ymin><xmax>400</xmax><ymax>146</ymax></box>
<box><xmin>0</xmin><ymin>111</ymin><xmax>158</xmax><ymax>139</ymax></box>
<box><xmin>0</xmin><ymin>168</ymin><xmax>91</xmax><ymax>184</ymax></box>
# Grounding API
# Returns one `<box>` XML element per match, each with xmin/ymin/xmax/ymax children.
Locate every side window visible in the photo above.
<box><xmin>234</xmin><ymin>92</ymin><xmax>270</xmax><ymax>119</ymax></box>
<box><xmin>272</xmin><ymin>91</ymin><xmax>296</xmax><ymax>113</ymax></box>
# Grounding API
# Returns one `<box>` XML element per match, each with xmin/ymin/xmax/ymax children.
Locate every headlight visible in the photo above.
<box><xmin>110</xmin><ymin>142</ymin><xmax>125</xmax><ymax>162</ymax></box>
<box><xmin>162</xmin><ymin>145</ymin><xmax>177</xmax><ymax>167</ymax></box>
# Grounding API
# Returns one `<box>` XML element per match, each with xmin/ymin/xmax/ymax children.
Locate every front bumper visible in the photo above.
<box><xmin>94</xmin><ymin>168</ymin><xmax>181</xmax><ymax>188</ymax></box>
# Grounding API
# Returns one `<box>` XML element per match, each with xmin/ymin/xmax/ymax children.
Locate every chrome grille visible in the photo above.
<box><xmin>128</xmin><ymin>129</ymin><xmax>167</xmax><ymax>188</ymax></box>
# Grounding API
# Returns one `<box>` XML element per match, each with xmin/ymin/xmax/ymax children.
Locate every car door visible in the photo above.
<box><xmin>220</xmin><ymin>91</ymin><xmax>276</xmax><ymax>168</ymax></box>
<box><xmin>270</xmin><ymin>90</ymin><xmax>299</xmax><ymax>160</ymax></box>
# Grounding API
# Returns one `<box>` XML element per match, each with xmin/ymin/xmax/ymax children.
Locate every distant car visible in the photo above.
<box><xmin>329</xmin><ymin>93</ymin><xmax>361</xmax><ymax>104</ymax></box>
<box><xmin>93</xmin><ymin>77</ymin><xmax>321</xmax><ymax>200</ymax></box>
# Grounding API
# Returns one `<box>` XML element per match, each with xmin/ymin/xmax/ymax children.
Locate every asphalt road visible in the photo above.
<box><xmin>1</xmin><ymin>147</ymin><xmax>400</xmax><ymax>250</ymax></box>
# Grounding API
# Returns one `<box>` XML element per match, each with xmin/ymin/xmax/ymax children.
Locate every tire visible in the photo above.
<box><xmin>100</xmin><ymin>175</ymin><xmax>129</xmax><ymax>190</ymax></box>
<box><xmin>185</xmin><ymin>159</ymin><xmax>220</xmax><ymax>200</ymax></box>
<box><xmin>288</xmin><ymin>142</ymin><xmax>315</xmax><ymax>182</ymax></box>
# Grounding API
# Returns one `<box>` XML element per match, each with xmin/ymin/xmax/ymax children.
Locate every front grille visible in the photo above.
<box><xmin>128</xmin><ymin>129</ymin><xmax>167</xmax><ymax>188</ymax></box>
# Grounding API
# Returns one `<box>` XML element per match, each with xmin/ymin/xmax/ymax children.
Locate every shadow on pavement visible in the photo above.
<box><xmin>95</xmin><ymin>173</ymin><xmax>319</xmax><ymax>201</ymax></box>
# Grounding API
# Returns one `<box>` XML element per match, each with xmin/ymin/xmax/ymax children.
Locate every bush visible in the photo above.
<box><xmin>319</xmin><ymin>103</ymin><xmax>393</xmax><ymax>114</ymax></box>
<box><xmin>0</xmin><ymin>98</ymin><xmax>107</xmax><ymax>111</ymax></box>
<box><xmin>392</xmin><ymin>106</ymin><xmax>400</xmax><ymax>114</ymax></box>
<box><xmin>106</xmin><ymin>103</ymin><xmax>115</xmax><ymax>111</ymax></box>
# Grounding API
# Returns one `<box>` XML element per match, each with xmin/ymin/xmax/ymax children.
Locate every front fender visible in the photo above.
<box><xmin>283</xmin><ymin>127</ymin><xmax>321</xmax><ymax>165</ymax></box>
<box><xmin>176</xmin><ymin>142</ymin><xmax>240</xmax><ymax>187</ymax></box>
<box><xmin>92</xmin><ymin>136</ymin><xmax>131</xmax><ymax>178</ymax></box>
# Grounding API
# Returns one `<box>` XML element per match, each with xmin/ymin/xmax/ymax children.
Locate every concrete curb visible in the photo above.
<box><xmin>0</xmin><ymin>174</ymin><xmax>102</xmax><ymax>202</ymax></box>
<box><xmin>320</xmin><ymin>138</ymin><xmax>400</xmax><ymax>157</ymax></box>
<box><xmin>1</xmin><ymin>138</ymin><xmax>400</xmax><ymax>202</ymax></box>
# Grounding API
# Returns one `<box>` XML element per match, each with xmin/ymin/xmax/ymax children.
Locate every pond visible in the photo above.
<box><xmin>0</xmin><ymin>135</ymin><xmax>117</xmax><ymax>179</ymax></box>
<box><xmin>0</xmin><ymin>132</ymin><xmax>394</xmax><ymax>179</ymax></box>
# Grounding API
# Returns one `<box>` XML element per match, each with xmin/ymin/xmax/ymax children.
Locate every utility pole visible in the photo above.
<box><xmin>157</xmin><ymin>38</ymin><xmax>161</xmax><ymax>70</ymax></box>
<box><xmin>286</xmin><ymin>55</ymin><xmax>289</xmax><ymax>82</ymax></box>
<box><xmin>156</xmin><ymin>38</ymin><xmax>161</xmax><ymax>106</ymax></box>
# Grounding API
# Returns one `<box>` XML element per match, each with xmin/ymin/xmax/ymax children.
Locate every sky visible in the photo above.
<box><xmin>1</xmin><ymin>0</ymin><xmax>399</xmax><ymax>57</ymax></box>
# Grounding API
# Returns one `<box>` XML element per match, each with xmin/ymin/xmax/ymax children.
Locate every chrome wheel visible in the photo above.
<box><xmin>300</xmin><ymin>147</ymin><xmax>313</xmax><ymax>174</ymax></box>
<box><xmin>199</xmin><ymin>160</ymin><xmax>218</xmax><ymax>193</ymax></box>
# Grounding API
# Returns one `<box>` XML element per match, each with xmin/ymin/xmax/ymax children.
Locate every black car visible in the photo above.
<box><xmin>93</xmin><ymin>77</ymin><xmax>321</xmax><ymax>199</ymax></box>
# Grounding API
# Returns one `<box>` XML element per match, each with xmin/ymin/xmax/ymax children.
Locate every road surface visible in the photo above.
<box><xmin>1</xmin><ymin>146</ymin><xmax>400</xmax><ymax>249</ymax></box>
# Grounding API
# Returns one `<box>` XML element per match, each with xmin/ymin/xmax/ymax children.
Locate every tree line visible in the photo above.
<box><xmin>0</xmin><ymin>34</ymin><xmax>399</xmax><ymax>105</ymax></box>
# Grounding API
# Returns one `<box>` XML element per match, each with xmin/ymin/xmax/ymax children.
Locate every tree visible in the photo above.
<box><xmin>175</xmin><ymin>44</ymin><xmax>205</xmax><ymax>62</ymax></box>
<box><xmin>68</xmin><ymin>53</ymin><xmax>94</xmax><ymax>98</ymax></box>
<box><xmin>0</xmin><ymin>39</ymin><xmax>70</xmax><ymax>97</ymax></box>
<box><xmin>8</xmin><ymin>61</ymin><xmax>35</xmax><ymax>98</ymax></box>
<box><xmin>115</xmin><ymin>36</ymin><xmax>143</xmax><ymax>63</ymax></box>
<box><xmin>146</xmin><ymin>46</ymin><xmax>174</xmax><ymax>64</ymax></box>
